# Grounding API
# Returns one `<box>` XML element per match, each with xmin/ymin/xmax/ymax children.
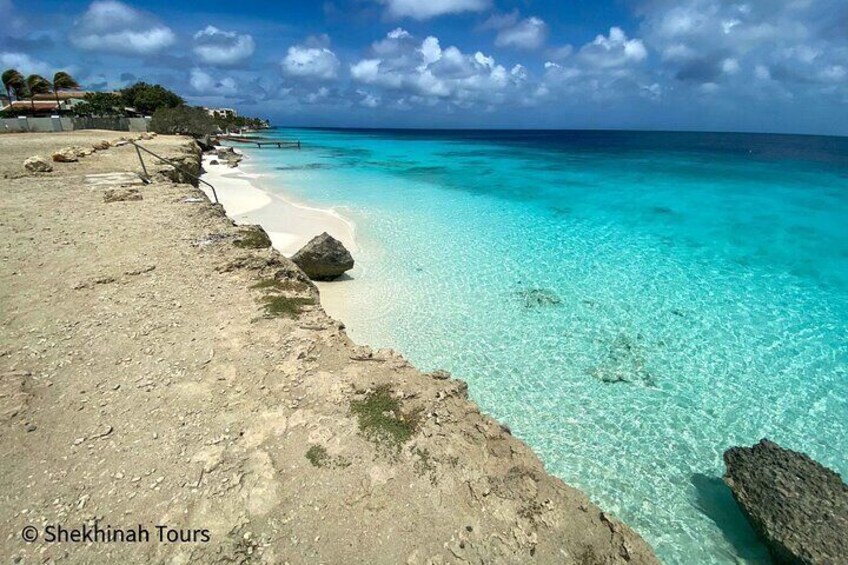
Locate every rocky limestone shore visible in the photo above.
<box><xmin>0</xmin><ymin>131</ymin><xmax>657</xmax><ymax>564</ymax></box>
<box><xmin>724</xmin><ymin>439</ymin><xmax>848</xmax><ymax>565</ymax></box>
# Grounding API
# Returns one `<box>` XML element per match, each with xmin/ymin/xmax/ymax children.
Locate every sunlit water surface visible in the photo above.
<box><xmin>242</xmin><ymin>128</ymin><xmax>848</xmax><ymax>564</ymax></box>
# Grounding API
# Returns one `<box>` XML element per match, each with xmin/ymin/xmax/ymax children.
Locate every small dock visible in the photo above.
<box><xmin>219</xmin><ymin>135</ymin><xmax>300</xmax><ymax>149</ymax></box>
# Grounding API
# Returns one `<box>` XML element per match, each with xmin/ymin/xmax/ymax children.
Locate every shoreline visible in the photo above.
<box><xmin>199</xmin><ymin>149</ymin><xmax>359</xmax><ymax>321</ymax></box>
<box><xmin>0</xmin><ymin>131</ymin><xmax>657</xmax><ymax>563</ymax></box>
<box><xmin>199</xmin><ymin>152</ymin><xmax>357</xmax><ymax>256</ymax></box>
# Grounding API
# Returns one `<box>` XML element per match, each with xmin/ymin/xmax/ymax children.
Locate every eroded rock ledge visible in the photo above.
<box><xmin>724</xmin><ymin>439</ymin><xmax>848</xmax><ymax>565</ymax></box>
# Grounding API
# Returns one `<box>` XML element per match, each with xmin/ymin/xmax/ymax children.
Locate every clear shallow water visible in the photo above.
<box><xmin>243</xmin><ymin>128</ymin><xmax>848</xmax><ymax>564</ymax></box>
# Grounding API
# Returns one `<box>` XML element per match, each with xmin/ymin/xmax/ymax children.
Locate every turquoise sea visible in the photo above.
<box><xmin>241</xmin><ymin>128</ymin><xmax>848</xmax><ymax>564</ymax></box>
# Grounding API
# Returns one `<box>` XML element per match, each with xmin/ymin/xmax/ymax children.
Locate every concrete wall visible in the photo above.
<box><xmin>128</xmin><ymin>118</ymin><xmax>149</xmax><ymax>132</ymax></box>
<box><xmin>1</xmin><ymin>116</ymin><xmax>150</xmax><ymax>133</ymax></box>
<box><xmin>72</xmin><ymin>117</ymin><xmax>151</xmax><ymax>132</ymax></box>
<box><xmin>1</xmin><ymin>117</ymin><xmax>74</xmax><ymax>133</ymax></box>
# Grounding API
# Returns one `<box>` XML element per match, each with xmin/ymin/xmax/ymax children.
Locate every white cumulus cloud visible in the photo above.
<box><xmin>282</xmin><ymin>40</ymin><xmax>340</xmax><ymax>80</ymax></box>
<box><xmin>70</xmin><ymin>0</ymin><xmax>175</xmax><ymax>55</ymax></box>
<box><xmin>721</xmin><ymin>58</ymin><xmax>740</xmax><ymax>74</ymax></box>
<box><xmin>537</xmin><ymin>26</ymin><xmax>652</xmax><ymax>103</ymax></box>
<box><xmin>357</xmin><ymin>89</ymin><xmax>381</xmax><ymax>108</ymax></box>
<box><xmin>580</xmin><ymin>27</ymin><xmax>647</xmax><ymax>68</ymax></box>
<box><xmin>193</xmin><ymin>26</ymin><xmax>255</xmax><ymax>66</ymax></box>
<box><xmin>639</xmin><ymin>0</ymin><xmax>848</xmax><ymax>98</ymax></box>
<box><xmin>485</xmin><ymin>13</ymin><xmax>548</xmax><ymax>50</ymax></box>
<box><xmin>349</xmin><ymin>28</ymin><xmax>521</xmax><ymax>108</ymax></box>
<box><xmin>189</xmin><ymin>68</ymin><xmax>237</xmax><ymax>96</ymax></box>
<box><xmin>0</xmin><ymin>52</ymin><xmax>53</xmax><ymax>77</ymax></box>
<box><xmin>375</xmin><ymin>0</ymin><xmax>490</xmax><ymax>20</ymax></box>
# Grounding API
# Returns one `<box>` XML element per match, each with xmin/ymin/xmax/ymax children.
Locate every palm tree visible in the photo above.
<box><xmin>24</xmin><ymin>74</ymin><xmax>51</xmax><ymax>114</ymax></box>
<box><xmin>2</xmin><ymin>68</ymin><xmax>24</xmax><ymax>102</ymax></box>
<box><xmin>51</xmin><ymin>71</ymin><xmax>79</xmax><ymax>113</ymax></box>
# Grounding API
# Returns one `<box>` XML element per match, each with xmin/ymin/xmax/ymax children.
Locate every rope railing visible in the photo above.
<box><xmin>130</xmin><ymin>140</ymin><xmax>219</xmax><ymax>204</ymax></box>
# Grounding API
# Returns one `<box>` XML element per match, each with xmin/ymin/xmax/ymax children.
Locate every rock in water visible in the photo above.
<box><xmin>291</xmin><ymin>232</ymin><xmax>354</xmax><ymax>281</ymax></box>
<box><xmin>215</xmin><ymin>146</ymin><xmax>243</xmax><ymax>167</ymax></box>
<box><xmin>516</xmin><ymin>288</ymin><xmax>562</xmax><ymax>308</ymax></box>
<box><xmin>590</xmin><ymin>334</ymin><xmax>655</xmax><ymax>386</ymax></box>
<box><xmin>723</xmin><ymin>439</ymin><xmax>848</xmax><ymax>564</ymax></box>
<box><xmin>23</xmin><ymin>155</ymin><xmax>52</xmax><ymax>173</ymax></box>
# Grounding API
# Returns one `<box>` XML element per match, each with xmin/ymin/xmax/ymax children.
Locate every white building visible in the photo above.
<box><xmin>204</xmin><ymin>107</ymin><xmax>237</xmax><ymax>119</ymax></box>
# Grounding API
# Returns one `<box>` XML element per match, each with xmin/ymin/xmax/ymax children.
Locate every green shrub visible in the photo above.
<box><xmin>351</xmin><ymin>385</ymin><xmax>419</xmax><ymax>449</ymax></box>
<box><xmin>233</xmin><ymin>225</ymin><xmax>272</xmax><ymax>249</ymax></box>
<box><xmin>306</xmin><ymin>445</ymin><xmax>329</xmax><ymax>467</ymax></box>
<box><xmin>72</xmin><ymin>92</ymin><xmax>126</xmax><ymax>117</ymax></box>
<box><xmin>261</xmin><ymin>295</ymin><xmax>314</xmax><ymax>318</ymax></box>
<box><xmin>149</xmin><ymin>106</ymin><xmax>217</xmax><ymax>138</ymax></box>
<box><xmin>214</xmin><ymin>114</ymin><xmax>269</xmax><ymax>132</ymax></box>
<box><xmin>121</xmin><ymin>82</ymin><xmax>183</xmax><ymax>114</ymax></box>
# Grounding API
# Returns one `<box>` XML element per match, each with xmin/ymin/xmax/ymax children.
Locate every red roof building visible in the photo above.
<box><xmin>0</xmin><ymin>100</ymin><xmax>62</xmax><ymax>116</ymax></box>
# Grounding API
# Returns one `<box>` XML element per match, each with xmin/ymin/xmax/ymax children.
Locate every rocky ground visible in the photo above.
<box><xmin>0</xmin><ymin>130</ymin><xmax>657</xmax><ymax>564</ymax></box>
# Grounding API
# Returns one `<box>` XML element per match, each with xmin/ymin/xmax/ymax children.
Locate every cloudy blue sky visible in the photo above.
<box><xmin>2</xmin><ymin>0</ymin><xmax>846</xmax><ymax>134</ymax></box>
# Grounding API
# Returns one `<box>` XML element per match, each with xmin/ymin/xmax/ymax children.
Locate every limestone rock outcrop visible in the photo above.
<box><xmin>23</xmin><ymin>155</ymin><xmax>53</xmax><ymax>173</ymax></box>
<box><xmin>52</xmin><ymin>147</ymin><xmax>79</xmax><ymax>162</ymax></box>
<box><xmin>723</xmin><ymin>439</ymin><xmax>848</xmax><ymax>564</ymax></box>
<box><xmin>215</xmin><ymin>146</ymin><xmax>243</xmax><ymax>168</ymax></box>
<box><xmin>291</xmin><ymin>232</ymin><xmax>354</xmax><ymax>281</ymax></box>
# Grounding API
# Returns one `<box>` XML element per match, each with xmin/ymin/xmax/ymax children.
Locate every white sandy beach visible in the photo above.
<box><xmin>199</xmin><ymin>149</ymin><xmax>357</xmax><ymax>320</ymax></box>
<box><xmin>199</xmin><ymin>152</ymin><xmax>356</xmax><ymax>255</ymax></box>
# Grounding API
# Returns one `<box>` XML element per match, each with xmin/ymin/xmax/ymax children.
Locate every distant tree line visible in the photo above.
<box><xmin>2</xmin><ymin>68</ymin><xmax>269</xmax><ymax>138</ymax></box>
<box><xmin>69</xmin><ymin>83</ymin><xmax>185</xmax><ymax>118</ymax></box>
<box><xmin>73</xmin><ymin>83</ymin><xmax>269</xmax><ymax>137</ymax></box>
<box><xmin>213</xmin><ymin>114</ymin><xmax>268</xmax><ymax>133</ymax></box>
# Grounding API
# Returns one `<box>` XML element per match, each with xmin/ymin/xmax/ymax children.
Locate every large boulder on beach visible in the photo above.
<box><xmin>52</xmin><ymin>147</ymin><xmax>79</xmax><ymax>162</ymax></box>
<box><xmin>197</xmin><ymin>135</ymin><xmax>217</xmax><ymax>152</ymax></box>
<box><xmin>23</xmin><ymin>155</ymin><xmax>52</xmax><ymax>173</ymax></box>
<box><xmin>215</xmin><ymin>146</ymin><xmax>243</xmax><ymax>167</ymax></box>
<box><xmin>69</xmin><ymin>145</ymin><xmax>93</xmax><ymax>158</ymax></box>
<box><xmin>291</xmin><ymin>232</ymin><xmax>354</xmax><ymax>281</ymax></box>
<box><xmin>723</xmin><ymin>439</ymin><xmax>848</xmax><ymax>564</ymax></box>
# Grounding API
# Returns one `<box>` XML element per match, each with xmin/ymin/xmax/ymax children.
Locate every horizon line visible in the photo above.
<box><xmin>264</xmin><ymin>125</ymin><xmax>848</xmax><ymax>140</ymax></box>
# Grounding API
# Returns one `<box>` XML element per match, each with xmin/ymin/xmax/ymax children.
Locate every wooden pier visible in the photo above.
<box><xmin>218</xmin><ymin>135</ymin><xmax>300</xmax><ymax>149</ymax></box>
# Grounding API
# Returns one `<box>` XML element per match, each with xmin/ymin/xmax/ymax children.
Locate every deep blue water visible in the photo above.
<box><xmin>239</xmin><ymin>128</ymin><xmax>848</xmax><ymax>564</ymax></box>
